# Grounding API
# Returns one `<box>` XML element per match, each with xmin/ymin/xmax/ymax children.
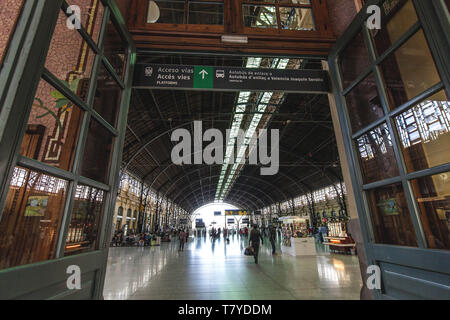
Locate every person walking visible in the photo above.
<box><xmin>319</xmin><ymin>224</ymin><xmax>327</xmax><ymax>243</ymax></box>
<box><xmin>249</xmin><ymin>224</ymin><xmax>264</xmax><ymax>264</ymax></box>
<box><xmin>269</xmin><ymin>225</ymin><xmax>277</xmax><ymax>255</ymax></box>
<box><xmin>179</xmin><ymin>229</ymin><xmax>187</xmax><ymax>252</ymax></box>
<box><xmin>139</xmin><ymin>233</ymin><xmax>145</xmax><ymax>247</ymax></box>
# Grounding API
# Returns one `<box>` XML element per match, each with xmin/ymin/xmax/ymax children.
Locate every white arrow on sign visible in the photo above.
<box><xmin>199</xmin><ymin>69</ymin><xmax>208</xmax><ymax>80</ymax></box>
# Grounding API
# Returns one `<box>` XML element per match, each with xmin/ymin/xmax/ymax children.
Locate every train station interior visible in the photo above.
<box><xmin>0</xmin><ymin>0</ymin><xmax>449</xmax><ymax>301</ymax></box>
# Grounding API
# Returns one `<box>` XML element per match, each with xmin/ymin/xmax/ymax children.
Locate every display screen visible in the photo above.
<box><xmin>225</xmin><ymin>210</ymin><xmax>249</xmax><ymax>216</ymax></box>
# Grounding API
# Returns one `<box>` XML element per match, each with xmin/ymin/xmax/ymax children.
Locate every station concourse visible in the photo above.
<box><xmin>0</xmin><ymin>0</ymin><xmax>448</xmax><ymax>300</ymax></box>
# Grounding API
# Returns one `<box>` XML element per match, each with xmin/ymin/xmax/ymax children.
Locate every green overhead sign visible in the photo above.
<box><xmin>194</xmin><ymin>66</ymin><xmax>214</xmax><ymax>89</ymax></box>
<box><xmin>134</xmin><ymin>64</ymin><xmax>330</xmax><ymax>93</ymax></box>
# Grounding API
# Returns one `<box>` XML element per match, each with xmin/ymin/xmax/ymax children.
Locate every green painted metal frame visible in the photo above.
<box><xmin>328</xmin><ymin>0</ymin><xmax>450</xmax><ymax>299</ymax></box>
<box><xmin>0</xmin><ymin>0</ymin><xmax>136</xmax><ymax>299</ymax></box>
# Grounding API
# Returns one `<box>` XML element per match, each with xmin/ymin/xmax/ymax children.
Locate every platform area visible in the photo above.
<box><xmin>103</xmin><ymin>235</ymin><xmax>363</xmax><ymax>300</ymax></box>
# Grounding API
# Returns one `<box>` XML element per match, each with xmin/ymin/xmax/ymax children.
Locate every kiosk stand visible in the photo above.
<box><xmin>279</xmin><ymin>216</ymin><xmax>318</xmax><ymax>257</ymax></box>
<box><xmin>323</xmin><ymin>222</ymin><xmax>356</xmax><ymax>254</ymax></box>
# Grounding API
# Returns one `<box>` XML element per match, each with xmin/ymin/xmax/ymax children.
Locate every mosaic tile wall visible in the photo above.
<box><xmin>25</xmin><ymin>0</ymin><xmax>104</xmax><ymax>168</ymax></box>
<box><xmin>0</xmin><ymin>0</ymin><xmax>24</xmax><ymax>67</ymax></box>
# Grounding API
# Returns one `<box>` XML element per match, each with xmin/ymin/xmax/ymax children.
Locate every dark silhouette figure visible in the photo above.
<box><xmin>269</xmin><ymin>226</ymin><xmax>277</xmax><ymax>255</ymax></box>
<box><xmin>249</xmin><ymin>225</ymin><xmax>264</xmax><ymax>264</ymax></box>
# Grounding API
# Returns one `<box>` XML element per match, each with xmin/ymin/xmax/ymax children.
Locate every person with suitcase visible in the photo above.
<box><xmin>249</xmin><ymin>224</ymin><xmax>264</xmax><ymax>264</ymax></box>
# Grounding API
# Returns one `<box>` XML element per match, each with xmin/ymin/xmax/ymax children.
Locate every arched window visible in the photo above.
<box><xmin>127</xmin><ymin>209</ymin><xmax>132</xmax><ymax>228</ymax></box>
<box><xmin>133</xmin><ymin>210</ymin><xmax>138</xmax><ymax>226</ymax></box>
<box><xmin>116</xmin><ymin>207</ymin><xmax>123</xmax><ymax>230</ymax></box>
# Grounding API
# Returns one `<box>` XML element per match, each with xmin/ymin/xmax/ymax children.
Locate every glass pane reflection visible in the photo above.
<box><xmin>103</xmin><ymin>19</ymin><xmax>127</xmax><ymax>79</ymax></box>
<box><xmin>345</xmin><ymin>73</ymin><xmax>384</xmax><ymax>133</ymax></box>
<box><xmin>367</xmin><ymin>183</ymin><xmax>418</xmax><ymax>247</ymax></box>
<box><xmin>81</xmin><ymin>119</ymin><xmax>114</xmax><ymax>184</ymax></box>
<box><xmin>380</xmin><ymin>30</ymin><xmax>442</xmax><ymax>110</ymax></box>
<box><xmin>339</xmin><ymin>31</ymin><xmax>370</xmax><ymax>89</ymax></box>
<box><xmin>0</xmin><ymin>167</ymin><xmax>68</xmax><ymax>269</ymax></box>
<box><xmin>279</xmin><ymin>7</ymin><xmax>314</xmax><ymax>30</ymax></box>
<box><xmin>65</xmin><ymin>184</ymin><xmax>105</xmax><ymax>256</ymax></box>
<box><xmin>369</xmin><ymin>0</ymin><xmax>418</xmax><ymax>57</ymax></box>
<box><xmin>44</xmin><ymin>10</ymin><xmax>97</xmax><ymax>103</ymax></box>
<box><xmin>153</xmin><ymin>0</ymin><xmax>185</xmax><ymax>24</ymax></box>
<box><xmin>243</xmin><ymin>5</ymin><xmax>278</xmax><ymax>28</ymax></box>
<box><xmin>395</xmin><ymin>90</ymin><xmax>450</xmax><ymax>173</ymax></box>
<box><xmin>93</xmin><ymin>63</ymin><xmax>122</xmax><ymax>127</ymax></box>
<box><xmin>411</xmin><ymin>172</ymin><xmax>450</xmax><ymax>250</ymax></box>
<box><xmin>356</xmin><ymin>123</ymin><xmax>400</xmax><ymax>184</ymax></box>
<box><xmin>188</xmin><ymin>2</ymin><xmax>224</xmax><ymax>25</ymax></box>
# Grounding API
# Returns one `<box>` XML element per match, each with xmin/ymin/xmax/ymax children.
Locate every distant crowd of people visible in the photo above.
<box><xmin>111</xmin><ymin>224</ymin><xmax>329</xmax><ymax>250</ymax></box>
<box><xmin>205</xmin><ymin>225</ymin><xmax>279</xmax><ymax>263</ymax></box>
<box><xmin>111</xmin><ymin>222</ymin><xmax>338</xmax><ymax>268</ymax></box>
<box><xmin>209</xmin><ymin>227</ymin><xmax>237</xmax><ymax>239</ymax></box>
<box><xmin>111</xmin><ymin>227</ymin><xmax>190</xmax><ymax>247</ymax></box>
<box><xmin>111</xmin><ymin>231</ymin><xmax>158</xmax><ymax>247</ymax></box>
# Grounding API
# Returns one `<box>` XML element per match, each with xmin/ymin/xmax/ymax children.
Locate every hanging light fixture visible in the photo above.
<box><xmin>147</xmin><ymin>0</ymin><xmax>160</xmax><ymax>23</ymax></box>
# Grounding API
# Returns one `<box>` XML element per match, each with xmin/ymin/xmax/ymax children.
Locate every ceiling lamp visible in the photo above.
<box><xmin>147</xmin><ymin>1</ymin><xmax>160</xmax><ymax>23</ymax></box>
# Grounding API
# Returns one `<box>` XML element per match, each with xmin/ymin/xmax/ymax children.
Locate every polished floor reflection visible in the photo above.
<box><xmin>103</xmin><ymin>235</ymin><xmax>363</xmax><ymax>300</ymax></box>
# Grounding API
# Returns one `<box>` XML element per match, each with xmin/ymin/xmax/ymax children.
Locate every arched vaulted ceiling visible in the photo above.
<box><xmin>122</xmin><ymin>53</ymin><xmax>343</xmax><ymax>213</ymax></box>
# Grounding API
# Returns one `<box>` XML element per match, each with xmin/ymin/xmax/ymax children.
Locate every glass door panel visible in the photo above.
<box><xmin>0</xmin><ymin>167</ymin><xmax>69</xmax><ymax>269</ymax></box>
<box><xmin>411</xmin><ymin>172</ymin><xmax>450</xmax><ymax>250</ymax></box>
<box><xmin>0</xmin><ymin>0</ymin><xmax>135</xmax><ymax>300</ymax></box>
<box><xmin>329</xmin><ymin>0</ymin><xmax>450</xmax><ymax>299</ymax></box>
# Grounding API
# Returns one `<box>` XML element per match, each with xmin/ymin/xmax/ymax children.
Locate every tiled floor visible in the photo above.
<box><xmin>103</xmin><ymin>235</ymin><xmax>363</xmax><ymax>300</ymax></box>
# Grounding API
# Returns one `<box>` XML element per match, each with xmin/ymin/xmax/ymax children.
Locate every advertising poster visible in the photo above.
<box><xmin>379</xmin><ymin>198</ymin><xmax>400</xmax><ymax>216</ymax></box>
<box><xmin>25</xmin><ymin>196</ymin><xmax>48</xmax><ymax>217</ymax></box>
<box><xmin>73</xmin><ymin>200</ymin><xmax>88</xmax><ymax>220</ymax></box>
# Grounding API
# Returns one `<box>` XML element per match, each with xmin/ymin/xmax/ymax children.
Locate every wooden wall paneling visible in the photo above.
<box><xmin>124</xmin><ymin>0</ymin><xmax>336</xmax><ymax>56</ymax></box>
